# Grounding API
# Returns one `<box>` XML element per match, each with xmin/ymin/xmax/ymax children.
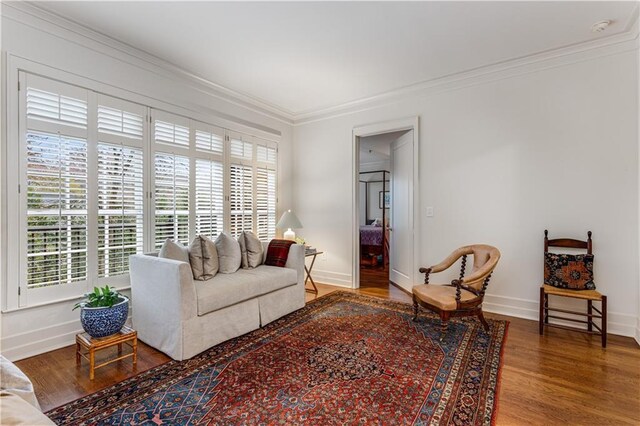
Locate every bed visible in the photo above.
<box><xmin>360</xmin><ymin>225</ymin><xmax>383</xmax><ymax>247</ymax></box>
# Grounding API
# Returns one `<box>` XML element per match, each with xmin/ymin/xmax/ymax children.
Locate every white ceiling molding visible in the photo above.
<box><xmin>2</xmin><ymin>2</ymin><xmax>296</xmax><ymax>124</ymax></box>
<box><xmin>5</xmin><ymin>2</ymin><xmax>638</xmax><ymax>127</ymax></box>
<box><xmin>294</xmin><ymin>14</ymin><xmax>639</xmax><ymax>125</ymax></box>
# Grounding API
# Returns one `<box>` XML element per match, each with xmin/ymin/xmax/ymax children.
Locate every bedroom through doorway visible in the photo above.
<box><xmin>358</xmin><ymin>130</ymin><xmax>410</xmax><ymax>295</ymax></box>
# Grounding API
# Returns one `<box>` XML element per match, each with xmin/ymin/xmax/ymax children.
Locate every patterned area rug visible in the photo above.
<box><xmin>47</xmin><ymin>291</ymin><xmax>509</xmax><ymax>425</ymax></box>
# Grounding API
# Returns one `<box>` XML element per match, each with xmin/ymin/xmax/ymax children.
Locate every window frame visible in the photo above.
<box><xmin>3</xmin><ymin>60</ymin><xmax>279</xmax><ymax>312</ymax></box>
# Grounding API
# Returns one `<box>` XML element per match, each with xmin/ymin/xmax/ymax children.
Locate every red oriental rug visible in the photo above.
<box><xmin>46</xmin><ymin>291</ymin><xmax>509</xmax><ymax>425</ymax></box>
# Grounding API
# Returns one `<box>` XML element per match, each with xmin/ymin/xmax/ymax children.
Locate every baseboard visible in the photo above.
<box><xmin>311</xmin><ymin>269</ymin><xmax>353</xmax><ymax>288</ymax></box>
<box><xmin>2</xmin><ymin>309</ymin><xmax>134</xmax><ymax>361</ymax></box>
<box><xmin>1</xmin><ymin>319</ymin><xmax>83</xmax><ymax>361</ymax></box>
<box><xmin>483</xmin><ymin>293</ymin><xmax>638</xmax><ymax>338</ymax></box>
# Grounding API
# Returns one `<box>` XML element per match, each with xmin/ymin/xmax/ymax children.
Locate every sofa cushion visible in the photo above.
<box><xmin>215</xmin><ymin>233</ymin><xmax>241</xmax><ymax>274</ymax></box>
<box><xmin>0</xmin><ymin>392</ymin><xmax>54</xmax><ymax>425</ymax></box>
<box><xmin>0</xmin><ymin>355</ymin><xmax>40</xmax><ymax>410</ymax></box>
<box><xmin>238</xmin><ymin>231</ymin><xmax>264</xmax><ymax>269</ymax></box>
<box><xmin>189</xmin><ymin>235</ymin><xmax>218</xmax><ymax>280</ymax></box>
<box><xmin>194</xmin><ymin>265</ymin><xmax>297</xmax><ymax>316</ymax></box>
<box><xmin>158</xmin><ymin>239</ymin><xmax>189</xmax><ymax>263</ymax></box>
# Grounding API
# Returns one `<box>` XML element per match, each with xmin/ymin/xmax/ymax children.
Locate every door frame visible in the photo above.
<box><xmin>352</xmin><ymin>117</ymin><xmax>420</xmax><ymax>289</ymax></box>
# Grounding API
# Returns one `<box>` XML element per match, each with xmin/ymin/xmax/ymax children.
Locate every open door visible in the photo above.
<box><xmin>389</xmin><ymin>130</ymin><xmax>414</xmax><ymax>291</ymax></box>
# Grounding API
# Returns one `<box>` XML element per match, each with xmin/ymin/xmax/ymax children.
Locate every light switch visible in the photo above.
<box><xmin>426</xmin><ymin>207</ymin><xmax>434</xmax><ymax>217</ymax></box>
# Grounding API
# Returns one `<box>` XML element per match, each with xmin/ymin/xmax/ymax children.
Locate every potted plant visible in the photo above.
<box><xmin>73</xmin><ymin>286</ymin><xmax>129</xmax><ymax>338</ymax></box>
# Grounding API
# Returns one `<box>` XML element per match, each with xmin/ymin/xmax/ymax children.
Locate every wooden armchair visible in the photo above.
<box><xmin>413</xmin><ymin>245</ymin><xmax>501</xmax><ymax>339</ymax></box>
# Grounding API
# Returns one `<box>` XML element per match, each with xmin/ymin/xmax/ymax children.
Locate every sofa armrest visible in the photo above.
<box><xmin>261</xmin><ymin>242</ymin><xmax>305</xmax><ymax>287</ymax></box>
<box><xmin>129</xmin><ymin>254</ymin><xmax>197</xmax><ymax>359</ymax></box>
<box><xmin>285</xmin><ymin>244</ymin><xmax>305</xmax><ymax>288</ymax></box>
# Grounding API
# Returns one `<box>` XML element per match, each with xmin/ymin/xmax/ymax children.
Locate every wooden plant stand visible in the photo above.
<box><xmin>76</xmin><ymin>325</ymin><xmax>137</xmax><ymax>380</ymax></box>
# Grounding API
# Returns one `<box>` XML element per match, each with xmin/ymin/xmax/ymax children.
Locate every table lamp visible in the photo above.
<box><xmin>276</xmin><ymin>209</ymin><xmax>303</xmax><ymax>241</ymax></box>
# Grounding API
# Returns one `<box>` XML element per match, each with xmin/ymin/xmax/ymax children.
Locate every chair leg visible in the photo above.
<box><xmin>412</xmin><ymin>295</ymin><xmax>419</xmax><ymax>321</ymax></box>
<box><xmin>587</xmin><ymin>300</ymin><xmax>593</xmax><ymax>332</ymax></box>
<box><xmin>544</xmin><ymin>293</ymin><xmax>549</xmax><ymax>324</ymax></box>
<box><xmin>477</xmin><ymin>310</ymin><xmax>490</xmax><ymax>332</ymax></box>
<box><xmin>539</xmin><ymin>287</ymin><xmax>545</xmax><ymax>335</ymax></box>
<box><xmin>601</xmin><ymin>295</ymin><xmax>607</xmax><ymax>348</ymax></box>
<box><xmin>440</xmin><ymin>319</ymin><xmax>448</xmax><ymax>342</ymax></box>
<box><xmin>439</xmin><ymin>312</ymin><xmax>450</xmax><ymax>342</ymax></box>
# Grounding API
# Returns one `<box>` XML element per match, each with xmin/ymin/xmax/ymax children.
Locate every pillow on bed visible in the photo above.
<box><xmin>372</xmin><ymin>218</ymin><xmax>383</xmax><ymax>227</ymax></box>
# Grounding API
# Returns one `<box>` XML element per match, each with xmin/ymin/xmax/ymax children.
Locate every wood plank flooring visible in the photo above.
<box><xmin>16</xmin><ymin>276</ymin><xmax>640</xmax><ymax>425</ymax></box>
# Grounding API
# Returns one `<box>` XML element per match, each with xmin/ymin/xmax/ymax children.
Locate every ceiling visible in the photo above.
<box><xmin>33</xmin><ymin>1</ymin><xmax>638</xmax><ymax>117</ymax></box>
<box><xmin>360</xmin><ymin>130</ymin><xmax>409</xmax><ymax>165</ymax></box>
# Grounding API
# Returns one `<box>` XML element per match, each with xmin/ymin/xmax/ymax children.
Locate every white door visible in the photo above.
<box><xmin>389</xmin><ymin>130</ymin><xmax>414</xmax><ymax>291</ymax></box>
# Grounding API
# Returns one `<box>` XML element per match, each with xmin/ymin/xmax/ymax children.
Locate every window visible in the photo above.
<box><xmin>9</xmin><ymin>71</ymin><xmax>278</xmax><ymax>309</ymax></box>
<box><xmin>26</xmin><ymin>132</ymin><xmax>88</xmax><ymax>289</ymax></box>
<box><xmin>229</xmin><ymin>133</ymin><xmax>277</xmax><ymax>240</ymax></box>
<box><xmin>193</xmin><ymin>123</ymin><xmax>225</xmax><ymax>239</ymax></box>
<box><xmin>256</xmin><ymin>142</ymin><xmax>277</xmax><ymax>241</ymax></box>
<box><xmin>96</xmin><ymin>95</ymin><xmax>146</xmax><ymax>279</ymax></box>
<box><xmin>154</xmin><ymin>153</ymin><xmax>190</xmax><ymax>248</ymax></box>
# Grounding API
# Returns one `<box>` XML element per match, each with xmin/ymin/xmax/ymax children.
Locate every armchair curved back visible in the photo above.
<box><xmin>463</xmin><ymin>245</ymin><xmax>500</xmax><ymax>290</ymax></box>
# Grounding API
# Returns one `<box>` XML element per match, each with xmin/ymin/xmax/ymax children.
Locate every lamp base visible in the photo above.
<box><xmin>283</xmin><ymin>229</ymin><xmax>296</xmax><ymax>241</ymax></box>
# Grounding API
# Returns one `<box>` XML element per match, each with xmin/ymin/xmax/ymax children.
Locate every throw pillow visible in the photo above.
<box><xmin>544</xmin><ymin>252</ymin><xmax>595</xmax><ymax>290</ymax></box>
<box><xmin>215</xmin><ymin>233</ymin><xmax>242</xmax><ymax>274</ymax></box>
<box><xmin>238</xmin><ymin>231</ymin><xmax>264</xmax><ymax>269</ymax></box>
<box><xmin>158</xmin><ymin>239</ymin><xmax>189</xmax><ymax>263</ymax></box>
<box><xmin>189</xmin><ymin>235</ymin><xmax>219</xmax><ymax>280</ymax></box>
<box><xmin>264</xmin><ymin>239</ymin><xmax>296</xmax><ymax>267</ymax></box>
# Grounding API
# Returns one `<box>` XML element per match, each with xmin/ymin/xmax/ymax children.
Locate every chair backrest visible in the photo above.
<box><xmin>462</xmin><ymin>244</ymin><xmax>501</xmax><ymax>290</ymax></box>
<box><xmin>544</xmin><ymin>230</ymin><xmax>592</xmax><ymax>255</ymax></box>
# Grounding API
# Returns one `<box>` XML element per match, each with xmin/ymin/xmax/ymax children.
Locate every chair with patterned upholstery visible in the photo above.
<box><xmin>539</xmin><ymin>230</ymin><xmax>607</xmax><ymax>347</ymax></box>
<box><xmin>413</xmin><ymin>245</ymin><xmax>501</xmax><ymax>339</ymax></box>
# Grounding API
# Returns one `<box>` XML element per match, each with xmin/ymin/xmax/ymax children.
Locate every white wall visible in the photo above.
<box><xmin>0</xmin><ymin>7</ymin><xmax>294</xmax><ymax>360</ymax></box>
<box><xmin>293</xmin><ymin>47</ymin><xmax>640</xmax><ymax>336</ymax></box>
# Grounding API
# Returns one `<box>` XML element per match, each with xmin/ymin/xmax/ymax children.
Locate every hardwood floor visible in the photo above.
<box><xmin>16</xmin><ymin>280</ymin><xmax>640</xmax><ymax>425</ymax></box>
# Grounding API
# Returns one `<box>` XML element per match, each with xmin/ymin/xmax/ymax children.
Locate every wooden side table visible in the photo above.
<box><xmin>305</xmin><ymin>251</ymin><xmax>323</xmax><ymax>294</ymax></box>
<box><xmin>76</xmin><ymin>325</ymin><xmax>138</xmax><ymax>380</ymax></box>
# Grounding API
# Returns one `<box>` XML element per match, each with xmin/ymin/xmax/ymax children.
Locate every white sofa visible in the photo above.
<box><xmin>0</xmin><ymin>355</ymin><xmax>54</xmax><ymax>425</ymax></box>
<box><xmin>129</xmin><ymin>242</ymin><xmax>305</xmax><ymax>361</ymax></box>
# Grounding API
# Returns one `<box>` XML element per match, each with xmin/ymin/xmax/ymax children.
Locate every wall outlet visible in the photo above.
<box><xmin>426</xmin><ymin>206</ymin><xmax>434</xmax><ymax>217</ymax></box>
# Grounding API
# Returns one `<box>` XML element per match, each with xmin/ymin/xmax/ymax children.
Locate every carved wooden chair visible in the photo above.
<box><xmin>413</xmin><ymin>245</ymin><xmax>501</xmax><ymax>338</ymax></box>
<box><xmin>539</xmin><ymin>230</ymin><xmax>607</xmax><ymax>347</ymax></box>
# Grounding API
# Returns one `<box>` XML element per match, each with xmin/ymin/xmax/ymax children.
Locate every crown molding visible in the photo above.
<box><xmin>2</xmin><ymin>1</ymin><xmax>296</xmax><ymax>125</ymax></box>
<box><xmin>4</xmin><ymin>2</ymin><xmax>638</xmax><ymax>127</ymax></box>
<box><xmin>294</xmin><ymin>8</ymin><xmax>639</xmax><ymax>125</ymax></box>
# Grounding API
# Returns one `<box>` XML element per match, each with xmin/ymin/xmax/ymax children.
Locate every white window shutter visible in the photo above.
<box><xmin>26</xmin><ymin>132</ymin><xmax>88</xmax><ymax>288</ymax></box>
<box><xmin>97</xmin><ymin>143</ymin><xmax>144</xmax><ymax>277</ymax></box>
<box><xmin>195</xmin><ymin>159</ymin><xmax>224</xmax><ymax>238</ymax></box>
<box><xmin>229</xmin><ymin>163</ymin><xmax>253</xmax><ymax>237</ymax></box>
<box><xmin>154</xmin><ymin>153</ymin><xmax>190</xmax><ymax>248</ymax></box>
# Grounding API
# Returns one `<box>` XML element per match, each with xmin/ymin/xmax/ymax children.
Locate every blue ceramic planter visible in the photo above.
<box><xmin>80</xmin><ymin>296</ymin><xmax>129</xmax><ymax>338</ymax></box>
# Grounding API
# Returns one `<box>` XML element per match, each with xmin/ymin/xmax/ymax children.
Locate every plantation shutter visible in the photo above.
<box><xmin>192</xmin><ymin>121</ymin><xmax>225</xmax><ymax>238</ymax></box>
<box><xmin>97</xmin><ymin>95</ymin><xmax>145</xmax><ymax>279</ymax></box>
<box><xmin>228</xmin><ymin>133</ymin><xmax>254</xmax><ymax>237</ymax></box>
<box><xmin>154</xmin><ymin>153</ymin><xmax>190</xmax><ymax>248</ymax></box>
<box><xmin>255</xmin><ymin>141</ymin><xmax>277</xmax><ymax>241</ymax></box>
<box><xmin>152</xmin><ymin>111</ymin><xmax>191</xmax><ymax>248</ymax></box>
<box><xmin>23</xmin><ymin>75</ymin><xmax>89</xmax><ymax>297</ymax></box>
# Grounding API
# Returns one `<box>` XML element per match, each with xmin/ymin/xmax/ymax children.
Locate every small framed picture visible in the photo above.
<box><xmin>379</xmin><ymin>191</ymin><xmax>390</xmax><ymax>209</ymax></box>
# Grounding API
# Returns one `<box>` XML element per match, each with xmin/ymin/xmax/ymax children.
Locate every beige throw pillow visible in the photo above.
<box><xmin>238</xmin><ymin>231</ymin><xmax>264</xmax><ymax>269</ymax></box>
<box><xmin>158</xmin><ymin>239</ymin><xmax>189</xmax><ymax>263</ymax></box>
<box><xmin>189</xmin><ymin>235</ymin><xmax>218</xmax><ymax>280</ymax></box>
<box><xmin>215</xmin><ymin>233</ymin><xmax>241</xmax><ymax>274</ymax></box>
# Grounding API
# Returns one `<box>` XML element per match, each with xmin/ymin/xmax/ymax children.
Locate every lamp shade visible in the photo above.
<box><xmin>276</xmin><ymin>210</ymin><xmax>303</xmax><ymax>229</ymax></box>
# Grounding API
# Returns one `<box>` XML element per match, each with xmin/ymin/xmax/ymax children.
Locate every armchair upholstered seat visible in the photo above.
<box><xmin>413</xmin><ymin>245</ymin><xmax>500</xmax><ymax>338</ymax></box>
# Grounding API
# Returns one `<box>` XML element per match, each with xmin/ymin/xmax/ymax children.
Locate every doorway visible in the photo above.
<box><xmin>353</xmin><ymin>118</ymin><xmax>419</xmax><ymax>294</ymax></box>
